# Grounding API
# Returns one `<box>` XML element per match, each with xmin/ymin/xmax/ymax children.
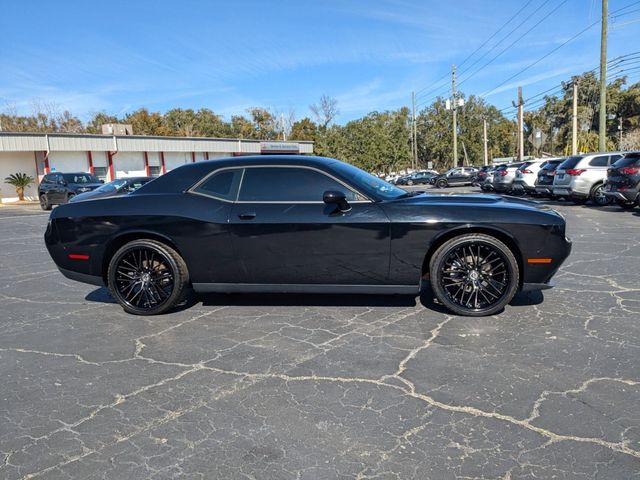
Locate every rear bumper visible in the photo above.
<box><xmin>58</xmin><ymin>267</ymin><xmax>105</xmax><ymax>287</ymax></box>
<box><xmin>603</xmin><ymin>190</ymin><xmax>637</xmax><ymax>202</ymax></box>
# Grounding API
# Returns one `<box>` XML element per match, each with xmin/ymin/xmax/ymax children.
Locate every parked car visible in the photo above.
<box><xmin>396</xmin><ymin>171</ymin><xmax>438</xmax><ymax>185</ymax></box>
<box><xmin>534</xmin><ymin>158</ymin><xmax>566</xmax><ymax>197</ymax></box>
<box><xmin>512</xmin><ymin>159</ymin><xmax>555</xmax><ymax>195</ymax></box>
<box><xmin>480</xmin><ymin>167</ymin><xmax>499</xmax><ymax>191</ymax></box>
<box><xmin>44</xmin><ymin>155</ymin><xmax>571</xmax><ymax>317</ymax></box>
<box><xmin>492</xmin><ymin>163</ymin><xmax>525</xmax><ymax>193</ymax></box>
<box><xmin>552</xmin><ymin>152</ymin><xmax>624</xmax><ymax>205</ymax></box>
<box><xmin>433</xmin><ymin>167</ymin><xmax>478</xmax><ymax>188</ymax></box>
<box><xmin>39</xmin><ymin>172</ymin><xmax>103</xmax><ymax>210</ymax></box>
<box><xmin>604</xmin><ymin>151</ymin><xmax>640</xmax><ymax>209</ymax></box>
<box><xmin>471</xmin><ymin>165</ymin><xmax>493</xmax><ymax>186</ymax></box>
<box><xmin>69</xmin><ymin>177</ymin><xmax>154</xmax><ymax>203</ymax></box>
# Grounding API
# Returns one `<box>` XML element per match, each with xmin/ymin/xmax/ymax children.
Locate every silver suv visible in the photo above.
<box><xmin>492</xmin><ymin>162</ymin><xmax>524</xmax><ymax>193</ymax></box>
<box><xmin>552</xmin><ymin>152</ymin><xmax>624</xmax><ymax>205</ymax></box>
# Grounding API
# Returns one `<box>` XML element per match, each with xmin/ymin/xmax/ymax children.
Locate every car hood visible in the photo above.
<box><xmin>69</xmin><ymin>189</ymin><xmax>118</xmax><ymax>202</ymax></box>
<box><xmin>391</xmin><ymin>192</ymin><xmax>558</xmax><ymax>213</ymax></box>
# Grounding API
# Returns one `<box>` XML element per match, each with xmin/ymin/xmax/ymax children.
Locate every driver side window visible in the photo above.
<box><xmin>238</xmin><ymin>167</ymin><xmax>362</xmax><ymax>202</ymax></box>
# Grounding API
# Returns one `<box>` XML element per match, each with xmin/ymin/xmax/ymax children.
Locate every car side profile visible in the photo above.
<box><xmin>45</xmin><ymin>156</ymin><xmax>571</xmax><ymax>317</ymax></box>
<box><xmin>552</xmin><ymin>152</ymin><xmax>624</xmax><ymax>205</ymax></box>
<box><xmin>396</xmin><ymin>171</ymin><xmax>437</xmax><ymax>185</ymax></box>
<box><xmin>39</xmin><ymin>172</ymin><xmax>103</xmax><ymax>210</ymax></box>
<box><xmin>433</xmin><ymin>167</ymin><xmax>478</xmax><ymax>188</ymax></box>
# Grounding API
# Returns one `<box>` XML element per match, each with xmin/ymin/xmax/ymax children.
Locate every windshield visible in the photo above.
<box><xmin>330</xmin><ymin>161</ymin><xmax>407</xmax><ymax>201</ymax></box>
<box><xmin>95</xmin><ymin>179</ymin><xmax>128</xmax><ymax>193</ymax></box>
<box><xmin>63</xmin><ymin>173</ymin><xmax>99</xmax><ymax>184</ymax></box>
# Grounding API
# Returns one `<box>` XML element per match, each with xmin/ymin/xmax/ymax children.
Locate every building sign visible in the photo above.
<box><xmin>260</xmin><ymin>142</ymin><xmax>300</xmax><ymax>154</ymax></box>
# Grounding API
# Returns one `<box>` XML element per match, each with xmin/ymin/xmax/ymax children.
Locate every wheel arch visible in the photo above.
<box><xmin>420</xmin><ymin>226</ymin><xmax>524</xmax><ymax>288</ymax></box>
<box><xmin>101</xmin><ymin>230</ymin><xmax>184</xmax><ymax>284</ymax></box>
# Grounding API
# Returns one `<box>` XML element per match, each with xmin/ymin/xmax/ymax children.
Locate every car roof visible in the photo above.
<box><xmin>136</xmin><ymin>155</ymin><xmax>341</xmax><ymax>195</ymax></box>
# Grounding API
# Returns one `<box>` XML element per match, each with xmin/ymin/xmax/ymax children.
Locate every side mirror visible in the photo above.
<box><xmin>323</xmin><ymin>190</ymin><xmax>351</xmax><ymax>212</ymax></box>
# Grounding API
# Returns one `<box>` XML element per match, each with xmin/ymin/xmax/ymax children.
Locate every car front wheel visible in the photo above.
<box><xmin>107</xmin><ymin>239</ymin><xmax>189</xmax><ymax>315</ymax></box>
<box><xmin>436</xmin><ymin>179</ymin><xmax>447</xmax><ymax>188</ymax></box>
<box><xmin>429</xmin><ymin>234</ymin><xmax>519</xmax><ymax>316</ymax></box>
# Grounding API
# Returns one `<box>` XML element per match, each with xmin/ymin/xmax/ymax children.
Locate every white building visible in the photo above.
<box><xmin>0</xmin><ymin>133</ymin><xmax>313</xmax><ymax>202</ymax></box>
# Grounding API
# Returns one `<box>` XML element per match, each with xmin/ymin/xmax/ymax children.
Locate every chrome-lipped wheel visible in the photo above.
<box><xmin>440</xmin><ymin>244</ymin><xmax>509</xmax><ymax>311</ymax></box>
<box><xmin>113</xmin><ymin>246</ymin><xmax>175</xmax><ymax>311</ymax></box>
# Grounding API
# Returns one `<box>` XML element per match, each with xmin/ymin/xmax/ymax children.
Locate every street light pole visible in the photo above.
<box><xmin>452</xmin><ymin>64</ymin><xmax>458</xmax><ymax>168</ymax></box>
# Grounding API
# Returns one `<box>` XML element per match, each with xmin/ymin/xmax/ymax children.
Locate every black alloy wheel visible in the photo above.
<box><xmin>430</xmin><ymin>234</ymin><xmax>519</xmax><ymax>316</ymax></box>
<box><xmin>591</xmin><ymin>184</ymin><xmax>611</xmax><ymax>206</ymax></box>
<box><xmin>108</xmin><ymin>239</ymin><xmax>189</xmax><ymax>315</ymax></box>
<box><xmin>436</xmin><ymin>179</ymin><xmax>447</xmax><ymax>188</ymax></box>
<box><xmin>39</xmin><ymin>194</ymin><xmax>51</xmax><ymax>211</ymax></box>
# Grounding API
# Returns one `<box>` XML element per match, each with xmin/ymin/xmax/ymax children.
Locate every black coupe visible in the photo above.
<box><xmin>45</xmin><ymin>156</ymin><xmax>571</xmax><ymax>317</ymax></box>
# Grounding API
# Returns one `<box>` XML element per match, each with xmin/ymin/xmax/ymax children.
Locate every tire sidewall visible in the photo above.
<box><xmin>429</xmin><ymin>234</ymin><xmax>519</xmax><ymax>316</ymax></box>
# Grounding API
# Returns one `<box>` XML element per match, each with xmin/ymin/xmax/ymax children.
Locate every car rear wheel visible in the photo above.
<box><xmin>107</xmin><ymin>239</ymin><xmax>189</xmax><ymax>315</ymax></box>
<box><xmin>39</xmin><ymin>194</ymin><xmax>52</xmax><ymax>211</ymax></box>
<box><xmin>616</xmin><ymin>199</ymin><xmax>636</xmax><ymax>209</ymax></box>
<box><xmin>590</xmin><ymin>184</ymin><xmax>611</xmax><ymax>206</ymax></box>
<box><xmin>436</xmin><ymin>179</ymin><xmax>447</xmax><ymax>188</ymax></box>
<box><xmin>429</xmin><ymin>234</ymin><xmax>519</xmax><ymax>316</ymax></box>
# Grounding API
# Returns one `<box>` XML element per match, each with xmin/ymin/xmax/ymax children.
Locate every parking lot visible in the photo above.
<box><xmin>1</xmin><ymin>189</ymin><xmax>639</xmax><ymax>479</ymax></box>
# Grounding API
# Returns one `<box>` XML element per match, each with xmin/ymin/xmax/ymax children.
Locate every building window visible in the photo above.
<box><xmin>149</xmin><ymin>166</ymin><xmax>161</xmax><ymax>177</ymax></box>
<box><xmin>93</xmin><ymin>167</ymin><xmax>108</xmax><ymax>181</ymax></box>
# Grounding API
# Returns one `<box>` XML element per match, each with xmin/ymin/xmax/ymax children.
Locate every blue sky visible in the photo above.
<box><xmin>1</xmin><ymin>0</ymin><xmax>639</xmax><ymax>124</ymax></box>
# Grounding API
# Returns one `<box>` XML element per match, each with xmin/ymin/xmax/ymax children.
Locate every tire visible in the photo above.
<box><xmin>436</xmin><ymin>179</ymin><xmax>447</xmax><ymax>188</ymax></box>
<box><xmin>429</xmin><ymin>234</ymin><xmax>519</xmax><ymax>316</ymax></box>
<box><xmin>39</xmin><ymin>194</ymin><xmax>52</xmax><ymax>211</ymax></box>
<box><xmin>616</xmin><ymin>199</ymin><xmax>636</xmax><ymax>210</ymax></box>
<box><xmin>590</xmin><ymin>183</ymin><xmax>611</xmax><ymax>206</ymax></box>
<box><xmin>107</xmin><ymin>239</ymin><xmax>190</xmax><ymax>315</ymax></box>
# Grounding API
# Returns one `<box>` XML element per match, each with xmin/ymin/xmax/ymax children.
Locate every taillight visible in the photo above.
<box><xmin>522</xmin><ymin>169</ymin><xmax>533</xmax><ymax>174</ymax></box>
<box><xmin>620</xmin><ymin>167</ymin><xmax>640</xmax><ymax>175</ymax></box>
<box><xmin>499</xmin><ymin>171</ymin><xmax>508</xmax><ymax>176</ymax></box>
<box><xmin>566</xmin><ymin>169</ymin><xmax>586</xmax><ymax>176</ymax></box>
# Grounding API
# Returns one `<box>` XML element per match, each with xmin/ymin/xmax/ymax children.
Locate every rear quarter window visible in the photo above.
<box><xmin>192</xmin><ymin>168</ymin><xmax>243</xmax><ymax>201</ymax></box>
<box><xmin>558</xmin><ymin>156</ymin><xmax>583</xmax><ymax>170</ymax></box>
<box><xmin>612</xmin><ymin>156</ymin><xmax>640</xmax><ymax>167</ymax></box>
<box><xmin>588</xmin><ymin>155</ymin><xmax>609</xmax><ymax>167</ymax></box>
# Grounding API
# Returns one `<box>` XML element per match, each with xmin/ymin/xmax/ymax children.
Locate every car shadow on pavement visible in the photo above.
<box><xmin>86</xmin><ymin>285</ymin><xmax>543</xmax><ymax>313</ymax></box>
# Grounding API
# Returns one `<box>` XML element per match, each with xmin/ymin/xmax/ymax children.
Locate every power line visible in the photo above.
<box><xmin>457</xmin><ymin>0</ymin><xmax>569</xmax><ymax>89</ymax></box>
<box><xmin>414</xmin><ymin>0</ymin><xmax>537</xmax><ymax>100</ymax></box>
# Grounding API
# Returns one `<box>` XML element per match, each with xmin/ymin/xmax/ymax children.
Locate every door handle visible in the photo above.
<box><xmin>238</xmin><ymin>212</ymin><xmax>256</xmax><ymax>220</ymax></box>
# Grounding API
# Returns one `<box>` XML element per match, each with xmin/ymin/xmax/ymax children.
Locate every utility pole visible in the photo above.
<box><xmin>599</xmin><ymin>0</ymin><xmax>608</xmax><ymax>151</ymax></box>
<box><xmin>483</xmin><ymin>118</ymin><xmax>488</xmax><ymax>166</ymax></box>
<box><xmin>411</xmin><ymin>91</ymin><xmax>417</xmax><ymax>170</ymax></box>
<box><xmin>512</xmin><ymin>87</ymin><xmax>524</xmax><ymax>161</ymax></box>
<box><xmin>572</xmin><ymin>80</ymin><xmax>579</xmax><ymax>155</ymax></box>
<box><xmin>452</xmin><ymin>64</ymin><xmax>459</xmax><ymax>168</ymax></box>
<box><xmin>618</xmin><ymin>116</ymin><xmax>623</xmax><ymax>147</ymax></box>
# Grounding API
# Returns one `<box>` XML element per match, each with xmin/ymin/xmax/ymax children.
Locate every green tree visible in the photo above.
<box><xmin>290</xmin><ymin>117</ymin><xmax>318</xmax><ymax>141</ymax></box>
<box><xmin>4</xmin><ymin>173</ymin><xmax>35</xmax><ymax>201</ymax></box>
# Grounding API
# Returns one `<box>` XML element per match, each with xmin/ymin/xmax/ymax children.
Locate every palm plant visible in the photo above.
<box><xmin>4</xmin><ymin>173</ymin><xmax>35</xmax><ymax>201</ymax></box>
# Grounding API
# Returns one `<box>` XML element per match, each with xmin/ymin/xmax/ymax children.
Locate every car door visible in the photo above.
<box><xmin>228</xmin><ymin>166</ymin><xmax>391</xmax><ymax>285</ymax></box>
<box><xmin>49</xmin><ymin>174</ymin><xmax>66</xmax><ymax>203</ymax></box>
<box><xmin>447</xmin><ymin>168</ymin><xmax>463</xmax><ymax>185</ymax></box>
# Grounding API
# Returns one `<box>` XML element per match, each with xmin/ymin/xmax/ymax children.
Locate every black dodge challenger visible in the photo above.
<box><xmin>45</xmin><ymin>155</ymin><xmax>571</xmax><ymax>317</ymax></box>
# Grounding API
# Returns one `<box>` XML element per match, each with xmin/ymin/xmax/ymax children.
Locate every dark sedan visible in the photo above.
<box><xmin>45</xmin><ymin>156</ymin><xmax>571</xmax><ymax>317</ymax></box>
<box><xmin>534</xmin><ymin>159</ymin><xmax>565</xmax><ymax>197</ymax></box>
<box><xmin>69</xmin><ymin>176</ymin><xmax>153</xmax><ymax>203</ymax></box>
<box><xmin>604</xmin><ymin>152</ymin><xmax>640</xmax><ymax>209</ymax></box>
<box><xmin>395</xmin><ymin>171</ymin><xmax>437</xmax><ymax>185</ymax></box>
